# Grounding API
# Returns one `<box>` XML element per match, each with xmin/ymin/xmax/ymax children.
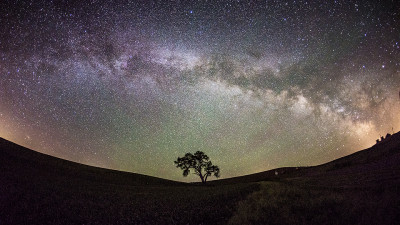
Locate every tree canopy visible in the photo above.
<box><xmin>174</xmin><ymin>151</ymin><xmax>220</xmax><ymax>183</ymax></box>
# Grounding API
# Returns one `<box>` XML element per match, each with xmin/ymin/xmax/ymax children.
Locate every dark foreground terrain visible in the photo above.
<box><xmin>1</xmin><ymin>133</ymin><xmax>400</xmax><ymax>224</ymax></box>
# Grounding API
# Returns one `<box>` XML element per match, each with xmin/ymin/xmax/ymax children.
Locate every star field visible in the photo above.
<box><xmin>0</xmin><ymin>0</ymin><xmax>399</xmax><ymax>181</ymax></box>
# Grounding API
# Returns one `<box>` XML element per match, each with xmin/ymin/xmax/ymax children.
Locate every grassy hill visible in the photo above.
<box><xmin>1</xmin><ymin>133</ymin><xmax>400</xmax><ymax>224</ymax></box>
<box><xmin>0</xmin><ymin>138</ymin><xmax>257</xmax><ymax>224</ymax></box>
<box><xmin>0</xmin><ymin>137</ymin><xmax>181</xmax><ymax>186</ymax></box>
<box><xmin>228</xmin><ymin>132</ymin><xmax>400</xmax><ymax>225</ymax></box>
<box><xmin>211</xmin><ymin>131</ymin><xmax>400</xmax><ymax>186</ymax></box>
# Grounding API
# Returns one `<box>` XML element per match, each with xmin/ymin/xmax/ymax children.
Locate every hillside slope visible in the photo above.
<box><xmin>0</xmin><ymin>138</ymin><xmax>257</xmax><ymax>225</ymax></box>
<box><xmin>227</xmin><ymin>133</ymin><xmax>400</xmax><ymax>225</ymax></box>
<box><xmin>1</xmin><ymin>133</ymin><xmax>400</xmax><ymax>224</ymax></box>
<box><xmin>211</xmin><ymin>131</ymin><xmax>400</xmax><ymax>186</ymax></box>
<box><xmin>0</xmin><ymin>137</ymin><xmax>181</xmax><ymax>186</ymax></box>
<box><xmin>297</xmin><ymin>131</ymin><xmax>400</xmax><ymax>187</ymax></box>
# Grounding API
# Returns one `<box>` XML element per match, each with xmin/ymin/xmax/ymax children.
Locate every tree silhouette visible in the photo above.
<box><xmin>174</xmin><ymin>151</ymin><xmax>220</xmax><ymax>184</ymax></box>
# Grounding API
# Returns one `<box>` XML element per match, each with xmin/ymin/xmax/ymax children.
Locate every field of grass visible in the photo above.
<box><xmin>1</xmin><ymin>172</ymin><xmax>259</xmax><ymax>224</ymax></box>
<box><xmin>2</xmin><ymin>135</ymin><xmax>400</xmax><ymax>224</ymax></box>
<box><xmin>229</xmin><ymin>181</ymin><xmax>400</xmax><ymax>225</ymax></box>
<box><xmin>0</xmin><ymin>138</ymin><xmax>258</xmax><ymax>224</ymax></box>
<box><xmin>4</xmin><ymin>171</ymin><xmax>400</xmax><ymax>225</ymax></box>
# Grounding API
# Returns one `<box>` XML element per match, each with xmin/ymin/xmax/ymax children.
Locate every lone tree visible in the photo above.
<box><xmin>174</xmin><ymin>151</ymin><xmax>220</xmax><ymax>184</ymax></box>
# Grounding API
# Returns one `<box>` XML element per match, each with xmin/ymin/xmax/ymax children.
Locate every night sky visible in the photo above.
<box><xmin>0</xmin><ymin>0</ymin><xmax>399</xmax><ymax>182</ymax></box>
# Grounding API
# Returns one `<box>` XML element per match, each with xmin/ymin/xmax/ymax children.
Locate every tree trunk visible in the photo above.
<box><xmin>199</xmin><ymin>173</ymin><xmax>205</xmax><ymax>184</ymax></box>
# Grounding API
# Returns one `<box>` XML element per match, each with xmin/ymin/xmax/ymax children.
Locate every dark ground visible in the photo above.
<box><xmin>1</xmin><ymin>132</ymin><xmax>400</xmax><ymax>224</ymax></box>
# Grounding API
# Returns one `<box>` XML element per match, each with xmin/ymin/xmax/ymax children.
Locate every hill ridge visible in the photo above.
<box><xmin>208</xmin><ymin>131</ymin><xmax>400</xmax><ymax>185</ymax></box>
<box><xmin>0</xmin><ymin>137</ymin><xmax>182</xmax><ymax>186</ymax></box>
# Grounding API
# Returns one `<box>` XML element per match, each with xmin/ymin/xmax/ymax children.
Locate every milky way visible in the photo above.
<box><xmin>0</xmin><ymin>0</ymin><xmax>399</xmax><ymax>181</ymax></box>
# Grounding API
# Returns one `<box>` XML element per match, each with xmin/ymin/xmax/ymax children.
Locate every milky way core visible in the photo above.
<box><xmin>1</xmin><ymin>0</ymin><xmax>399</xmax><ymax>181</ymax></box>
